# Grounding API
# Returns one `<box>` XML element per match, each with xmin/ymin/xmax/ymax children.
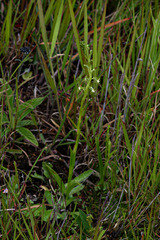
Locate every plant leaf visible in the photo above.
<box><xmin>79</xmin><ymin>209</ymin><xmax>90</xmax><ymax>232</ymax></box>
<box><xmin>16</xmin><ymin>127</ymin><xmax>38</xmax><ymax>146</ymax></box>
<box><xmin>72</xmin><ymin>170</ymin><xmax>93</xmax><ymax>184</ymax></box>
<box><xmin>42</xmin><ymin>162</ymin><xmax>65</xmax><ymax>194</ymax></box>
<box><xmin>50</xmin><ymin>0</ymin><xmax>64</xmax><ymax>57</ymax></box>
<box><xmin>17</xmin><ymin>97</ymin><xmax>45</xmax><ymax>122</ymax></box>
<box><xmin>69</xmin><ymin>184</ymin><xmax>84</xmax><ymax>196</ymax></box>
<box><xmin>67</xmin><ymin>0</ymin><xmax>83</xmax><ymax>66</ymax></box>
<box><xmin>17</xmin><ymin>119</ymin><xmax>35</xmax><ymax>127</ymax></box>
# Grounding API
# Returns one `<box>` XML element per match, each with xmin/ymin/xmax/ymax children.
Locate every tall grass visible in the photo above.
<box><xmin>0</xmin><ymin>0</ymin><xmax>160</xmax><ymax>239</ymax></box>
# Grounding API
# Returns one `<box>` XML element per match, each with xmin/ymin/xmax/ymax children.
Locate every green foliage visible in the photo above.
<box><xmin>0</xmin><ymin>78</ymin><xmax>45</xmax><ymax>149</ymax></box>
<box><xmin>43</xmin><ymin>162</ymin><xmax>93</xmax><ymax>207</ymax></box>
<box><xmin>0</xmin><ymin>0</ymin><xmax>160</xmax><ymax>239</ymax></box>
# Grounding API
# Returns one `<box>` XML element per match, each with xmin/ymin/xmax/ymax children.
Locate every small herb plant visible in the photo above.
<box><xmin>0</xmin><ymin>78</ymin><xmax>45</xmax><ymax>152</ymax></box>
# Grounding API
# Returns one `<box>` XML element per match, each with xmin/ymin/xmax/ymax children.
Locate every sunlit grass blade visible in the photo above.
<box><xmin>37</xmin><ymin>0</ymin><xmax>49</xmax><ymax>56</ymax></box>
<box><xmin>0</xmin><ymin>1</ymin><xmax>160</xmax><ymax>238</ymax></box>
<box><xmin>93</xmin><ymin>13</ymin><xmax>97</xmax><ymax>78</ymax></box>
<box><xmin>97</xmin><ymin>0</ymin><xmax>107</xmax><ymax>75</ymax></box>
<box><xmin>5</xmin><ymin>0</ymin><xmax>12</xmax><ymax>51</ymax></box>
<box><xmin>67</xmin><ymin>0</ymin><xmax>83</xmax><ymax>67</ymax></box>
<box><xmin>84</xmin><ymin>0</ymin><xmax>88</xmax><ymax>46</ymax></box>
<box><xmin>44</xmin><ymin>0</ymin><xmax>55</xmax><ymax>25</ymax></box>
<box><xmin>61</xmin><ymin>33</ymin><xmax>73</xmax><ymax>72</ymax></box>
<box><xmin>50</xmin><ymin>0</ymin><xmax>64</xmax><ymax>57</ymax></box>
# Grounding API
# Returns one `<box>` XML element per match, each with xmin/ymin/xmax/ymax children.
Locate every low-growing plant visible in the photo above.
<box><xmin>0</xmin><ymin>77</ymin><xmax>45</xmax><ymax>155</ymax></box>
<box><xmin>42</xmin><ymin>162</ymin><xmax>93</xmax><ymax>207</ymax></box>
<box><xmin>0</xmin><ymin>0</ymin><xmax>160</xmax><ymax>239</ymax></box>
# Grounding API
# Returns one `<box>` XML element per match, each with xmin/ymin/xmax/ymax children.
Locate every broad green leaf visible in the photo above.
<box><xmin>17</xmin><ymin>97</ymin><xmax>45</xmax><ymax>122</ymax></box>
<box><xmin>16</xmin><ymin>127</ymin><xmax>38</xmax><ymax>146</ymax></box>
<box><xmin>31</xmin><ymin>172</ymin><xmax>44</xmax><ymax>181</ymax></box>
<box><xmin>65</xmin><ymin>181</ymin><xmax>79</xmax><ymax>198</ymax></box>
<box><xmin>42</xmin><ymin>162</ymin><xmax>65</xmax><ymax>194</ymax></box>
<box><xmin>66</xmin><ymin>197</ymin><xmax>76</xmax><ymax>206</ymax></box>
<box><xmin>22</xmin><ymin>71</ymin><xmax>32</xmax><ymax>80</ymax></box>
<box><xmin>17</xmin><ymin>119</ymin><xmax>35</xmax><ymax>127</ymax></box>
<box><xmin>42</xmin><ymin>209</ymin><xmax>53</xmax><ymax>222</ymax></box>
<box><xmin>72</xmin><ymin>170</ymin><xmax>93</xmax><ymax>183</ymax></box>
<box><xmin>44</xmin><ymin>191</ymin><xmax>53</xmax><ymax>205</ymax></box>
<box><xmin>65</xmin><ymin>170</ymin><xmax>92</xmax><ymax>198</ymax></box>
<box><xmin>69</xmin><ymin>184</ymin><xmax>84</xmax><ymax>196</ymax></box>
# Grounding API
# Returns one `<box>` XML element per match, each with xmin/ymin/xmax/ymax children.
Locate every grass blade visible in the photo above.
<box><xmin>67</xmin><ymin>0</ymin><xmax>83</xmax><ymax>67</ymax></box>
<box><xmin>50</xmin><ymin>0</ymin><xmax>64</xmax><ymax>57</ymax></box>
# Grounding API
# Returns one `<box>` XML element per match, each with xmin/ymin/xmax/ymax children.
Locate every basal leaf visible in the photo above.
<box><xmin>17</xmin><ymin>97</ymin><xmax>45</xmax><ymax>122</ymax></box>
<box><xmin>73</xmin><ymin>170</ymin><xmax>93</xmax><ymax>183</ymax></box>
<box><xmin>42</xmin><ymin>162</ymin><xmax>65</xmax><ymax>194</ymax></box>
<box><xmin>16</xmin><ymin>127</ymin><xmax>38</xmax><ymax>146</ymax></box>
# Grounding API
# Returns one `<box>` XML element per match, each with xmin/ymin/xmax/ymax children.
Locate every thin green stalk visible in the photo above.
<box><xmin>68</xmin><ymin>68</ymin><xmax>92</xmax><ymax>183</ymax></box>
